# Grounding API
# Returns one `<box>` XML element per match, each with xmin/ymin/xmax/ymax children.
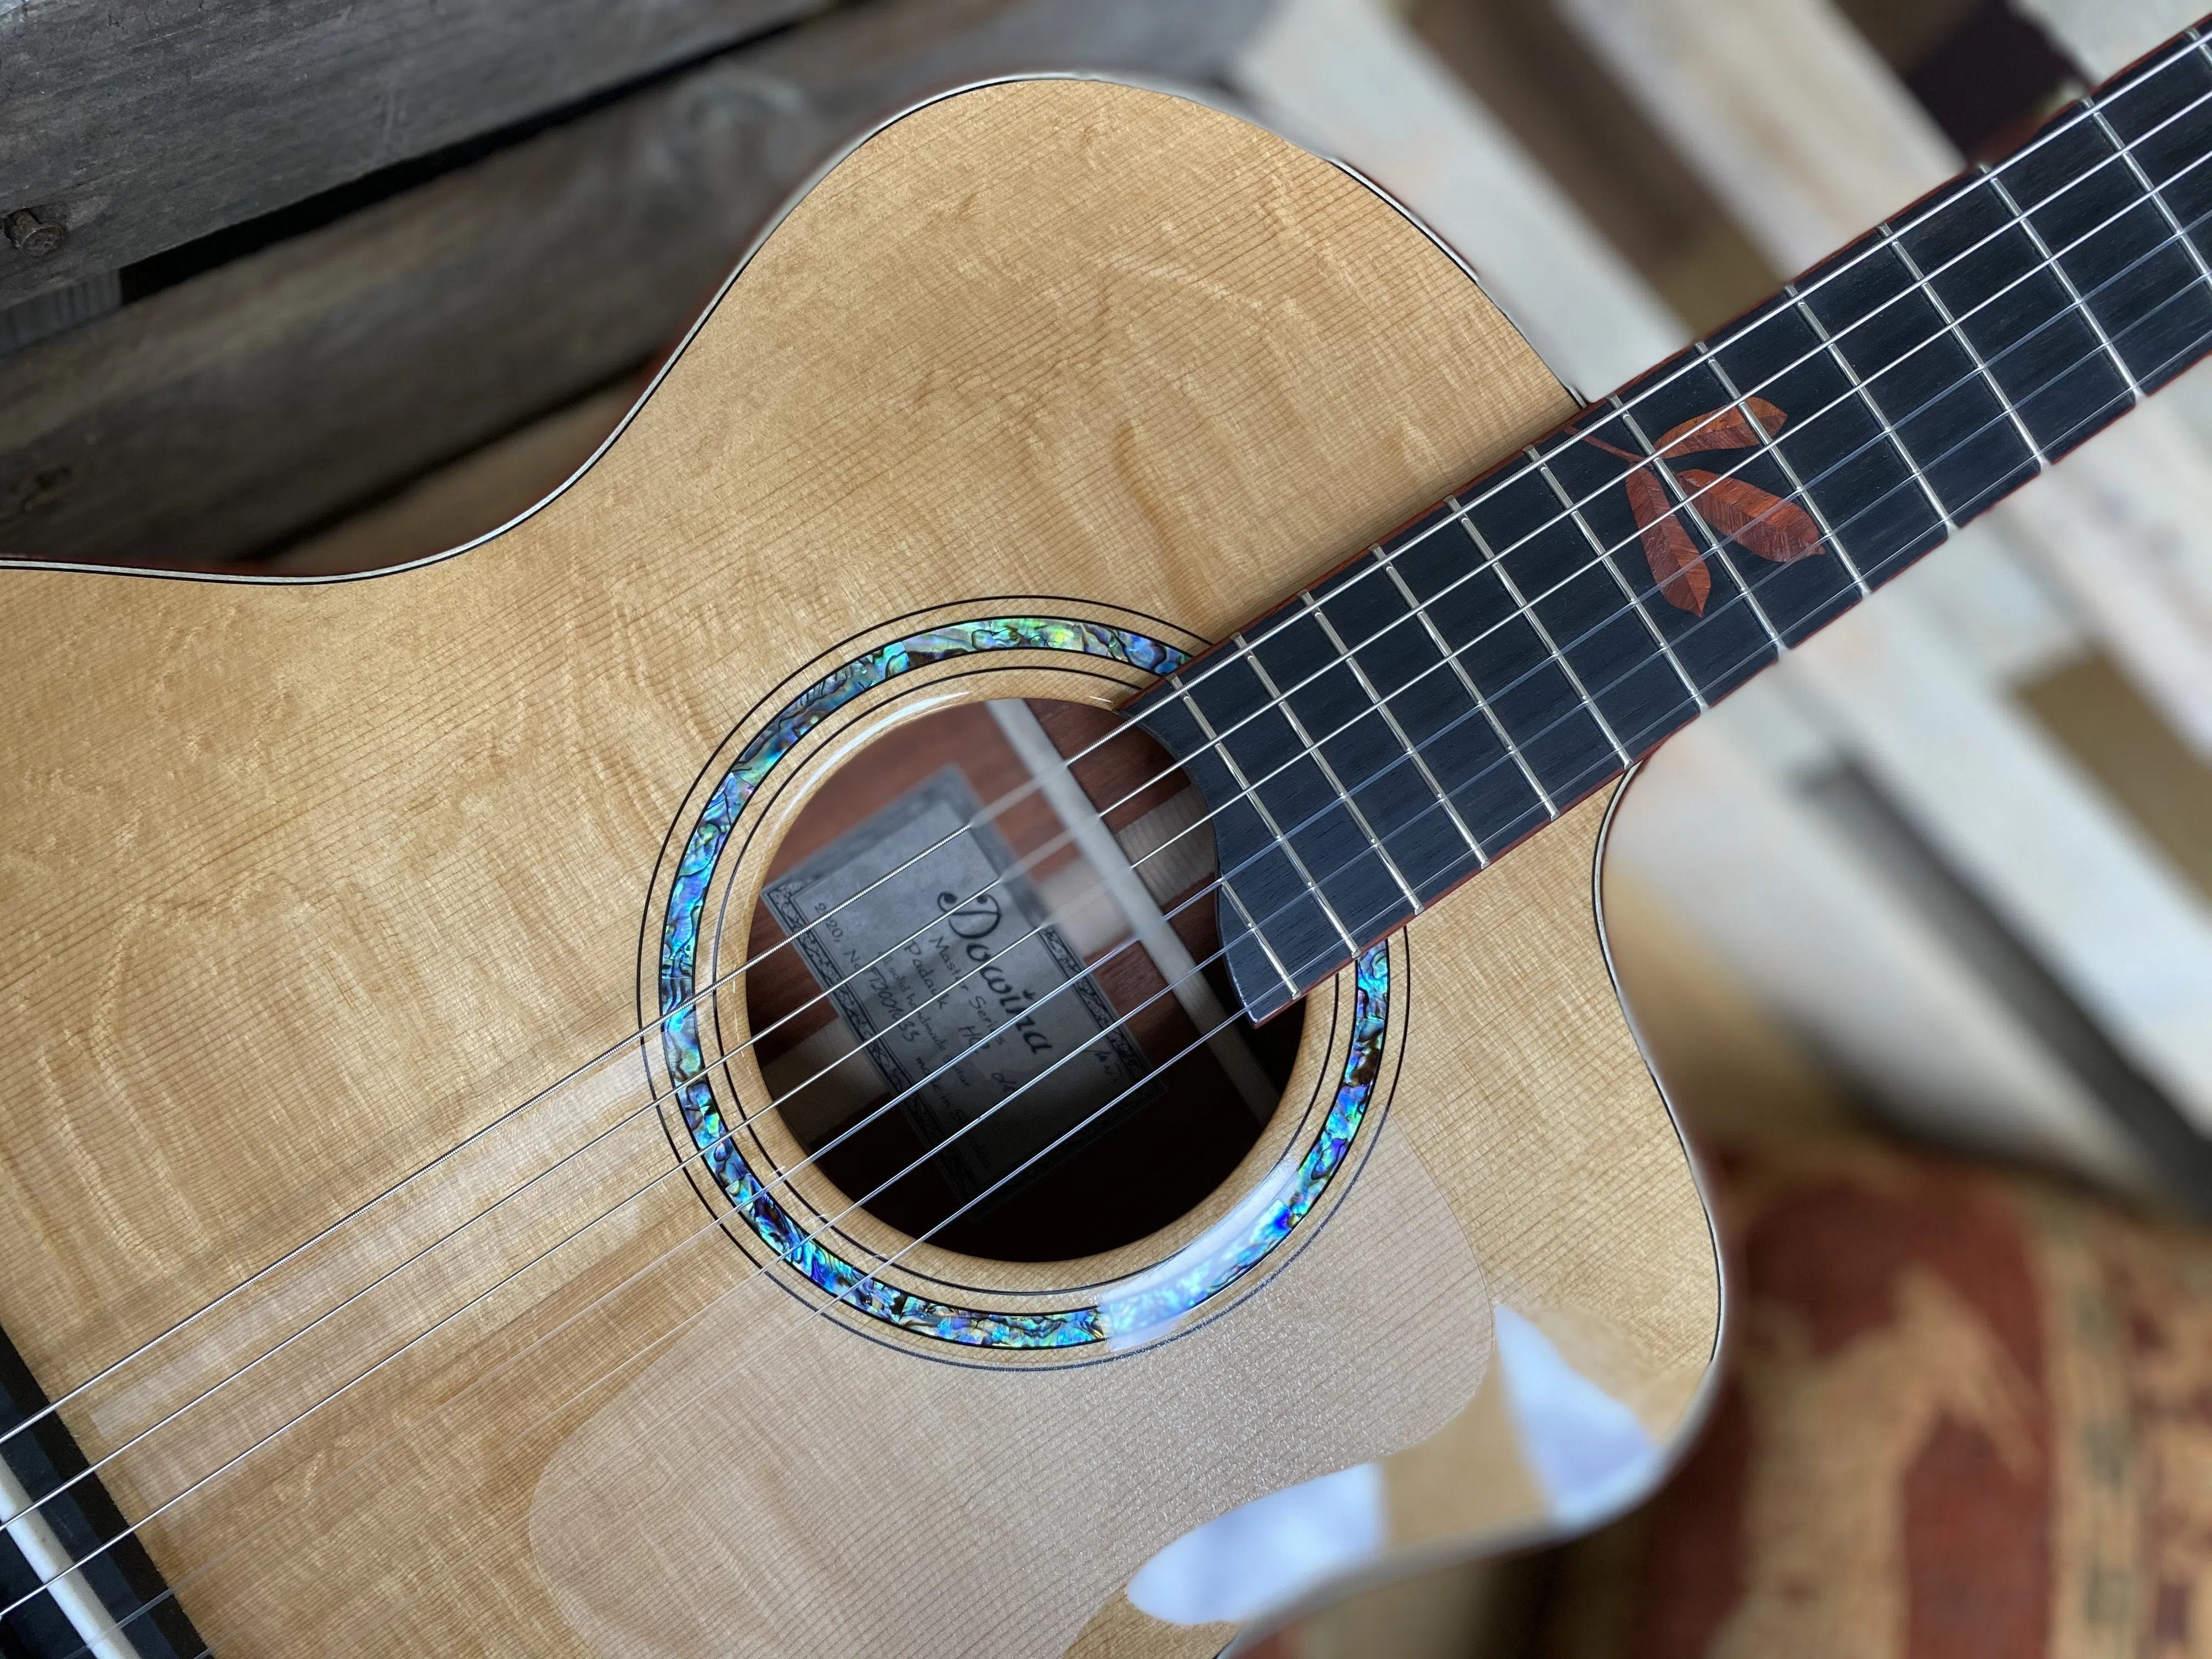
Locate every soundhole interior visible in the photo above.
<box><xmin>742</xmin><ymin>697</ymin><xmax>1305</xmax><ymax>1263</ymax></box>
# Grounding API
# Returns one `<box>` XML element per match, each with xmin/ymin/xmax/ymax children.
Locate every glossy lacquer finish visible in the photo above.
<box><xmin>0</xmin><ymin>81</ymin><xmax>1718</xmax><ymax>1656</ymax></box>
<box><xmin>1138</xmin><ymin>32</ymin><xmax>2212</xmax><ymax>1024</ymax></box>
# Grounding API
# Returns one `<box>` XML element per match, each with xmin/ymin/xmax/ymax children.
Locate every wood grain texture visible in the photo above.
<box><xmin>0</xmin><ymin>0</ymin><xmax>1274</xmax><ymax>567</ymax></box>
<box><xmin>0</xmin><ymin>0</ymin><xmax>828</xmax><ymax>308</ymax></box>
<box><xmin>0</xmin><ymin>78</ymin><xmax>1716</xmax><ymax>1654</ymax></box>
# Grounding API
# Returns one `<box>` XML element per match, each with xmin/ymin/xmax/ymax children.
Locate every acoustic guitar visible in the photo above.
<box><xmin>3</xmin><ymin>19</ymin><xmax>2208</xmax><ymax>1656</ymax></box>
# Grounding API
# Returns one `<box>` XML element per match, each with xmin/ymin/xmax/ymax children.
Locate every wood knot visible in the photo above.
<box><xmin>3</xmin><ymin>208</ymin><xmax>66</xmax><ymax>257</ymax></box>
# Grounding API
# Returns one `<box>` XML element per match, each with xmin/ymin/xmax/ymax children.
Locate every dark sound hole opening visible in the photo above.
<box><xmin>741</xmin><ymin>697</ymin><xmax>1305</xmax><ymax>1264</ymax></box>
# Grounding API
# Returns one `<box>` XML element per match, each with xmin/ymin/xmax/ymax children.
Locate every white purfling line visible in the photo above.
<box><xmin>1382</xmin><ymin>557</ymin><xmax>1558</xmax><ymax>819</ymax></box>
<box><xmin>49</xmin><ymin>285</ymin><xmax>2212</xmax><ymax>1638</ymax></box>
<box><xmin>1788</xmin><ymin>280</ymin><xmax>1961</xmax><ymax>532</ymax></box>
<box><xmin>1983</xmin><ymin>156</ymin><xmax>2146</xmax><ymax>404</ymax></box>
<box><xmin>1611</xmin><ymin>399</ymin><xmax>1790</xmax><ymax>657</ymax></box>
<box><xmin>1237</xmin><ymin>635</ymin><xmax>1425</xmax><ymax>917</ymax></box>
<box><xmin>27</xmin><ymin>53</ymin><xmax>2212</xmax><ymax>1617</ymax></box>
<box><xmin>1481</xmin><ymin>482</ymin><xmax>1636</xmax><ymax>769</ymax></box>
<box><xmin>1532</xmin><ymin>450</ymin><xmax>1711</xmax><ymax>706</ymax></box>
<box><xmin>26</xmin><ymin>52</ymin><xmax>2212</xmax><ymax>1628</ymax></box>
<box><xmin>1882</xmin><ymin>224</ymin><xmax>2050</xmax><ymax>470</ymax></box>
<box><xmin>1300</xmin><ymin>593</ymin><xmax>1488</xmax><ymax>868</ymax></box>
<box><xmin>1695</xmin><ymin>340</ymin><xmax>1872</xmax><ymax>599</ymax></box>
<box><xmin>1176</xmin><ymin>678</ymin><xmax>1362</xmax><ymax>959</ymax></box>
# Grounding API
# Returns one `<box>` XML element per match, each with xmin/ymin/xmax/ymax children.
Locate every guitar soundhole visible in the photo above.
<box><xmin>742</xmin><ymin>697</ymin><xmax>1304</xmax><ymax>1264</ymax></box>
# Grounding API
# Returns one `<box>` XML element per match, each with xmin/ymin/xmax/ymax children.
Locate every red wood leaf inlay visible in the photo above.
<box><xmin>1678</xmin><ymin>470</ymin><xmax>1824</xmax><ymax>563</ymax></box>
<box><xmin>1624</xmin><ymin>464</ymin><xmax>1711</xmax><ymax>614</ymax></box>
<box><xmin>1657</xmin><ymin>396</ymin><xmax>1787</xmax><ymax>456</ymax></box>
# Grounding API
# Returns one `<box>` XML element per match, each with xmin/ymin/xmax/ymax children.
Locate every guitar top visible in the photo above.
<box><xmin>5</xmin><ymin>20</ymin><xmax>2208</xmax><ymax>1652</ymax></box>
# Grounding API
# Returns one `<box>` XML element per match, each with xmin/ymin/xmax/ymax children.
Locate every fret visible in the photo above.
<box><xmin>1300</xmin><ymin>592</ymin><xmax>1488</xmax><ymax>871</ymax></box>
<box><xmin>1179</xmin><ymin>685</ymin><xmax>1362</xmax><ymax>958</ymax></box>
<box><xmin>1995</xmin><ymin>148</ymin><xmax>2147</xmax><ymax>403</ymax></box>
<box><xmin>1541</xmin><ymin>381</ymin><xmax>1793</xmax><ymax>678</ymax></box>
<box><xmin>1240</xmin><ymin>573</ymin><xmax>1481</xmax><ymax>905</ymax></box>
<box><xmin>2090</xmin><ymin>34</ymin><xmax>2212</xmax><ymax>394</ymax></box>
<box><xmin>1609</xmin><ymin>397</ymin><xmax>1790</xmax><ymax>659</ymax></box>
<box><xmin>1531</xmin><ymin>447</ymin><xmax>1710</xmax><ymax>707</ymax></box>
<box><xmin>1385</xmin><ymin>501</ymin><xmax>1621</xmax><ymax>811</ymax></box>
<box><xmin>1799</xmin><ymin>228</ymin><xmax>2041</xmax><ymax>522</ymax></box>
<box><xmin>1784</xmin><ymin>282</ymin><xmax>1957</xmax><ymax>538</ymax></box>
<box><xmin>1455</xmin><ymin>466</ymin><xmax>1705</xmax><ymax>768</ymax></box>
<box><xmin>1997</xmin><ymin>71</ymin><xmax>2212</xmax><ymax>413</ymax></box>
<box><xmin>1129</xmin><ymin>656</ymin><xmax>1367</xmax><ymax>1018</ymax></box>
<box><xmin>1305</xmin><ymin>541</ymin><xmax>1549</xmax><ymax>873</ymax></box>
<box><xmin>1123</xmin><ymin>31</ymin><xmax>2212</xmax><ymax>1022</ymax></box>
<box><xmin>1381</xmin><ymin>555</ymin><xmax>1558</xmax><ymax>820</ymax></box>
<box><xmin>1880</xmin><ymin>223</ymin><xmax>2051</xmax><ymax>471</ymax></box>
<box><xmin>1237</xmin><ymin>639</ymin><xmax>1425</xmax><ymax>916</ymax></box>
<box><xmin>1462</xmin><ymin>505</ymin><xmax>1634</xmax><ymax>768</ymax></box>
<box><xmin>1216</xmin><ymin>877</ymin><xmax>1298</xmax><ymax>1008</ymax></box>
<box><xmin>1695</xmin><ymin>340</ymin><xmax>1872</xmax><ymax>600</ymax></box>
<box><xmin>2089</xmin><ymin>102</ymin><xmax>2212</xmax><ymax>310</ymax></box>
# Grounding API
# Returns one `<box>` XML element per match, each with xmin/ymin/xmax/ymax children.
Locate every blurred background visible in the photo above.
<box><xmin>7</xmin><ymin>0</ymin><xmax>2212</xmax><ymax>1654</ymax></box>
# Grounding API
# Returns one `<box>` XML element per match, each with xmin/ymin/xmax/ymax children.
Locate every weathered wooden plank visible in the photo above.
<box><xmin>0</xmin><ymin>0</ymin><xmax>1273</xmax><ymax>568</ymax></box>
<box><xmin>0</xmin><ymin>0</ymin><xmax>830</xmax><ymax>309</ymax></box>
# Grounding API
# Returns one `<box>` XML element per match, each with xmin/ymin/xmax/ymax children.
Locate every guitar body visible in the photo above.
<box><xmin>0</xmin><ymin>79</ymin><xmax>1718</xmax><ymax>1656</ymax></box>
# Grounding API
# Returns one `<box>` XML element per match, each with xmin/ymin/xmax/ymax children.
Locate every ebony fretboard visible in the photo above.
<box><xmin>1135</xmin><ymin>21</ymin><xmax>2212</xmax><ymax>1020</ymax></box>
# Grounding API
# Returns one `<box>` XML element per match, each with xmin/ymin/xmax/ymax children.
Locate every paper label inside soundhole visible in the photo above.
<box><xmin>760</xmin><ymin>766</ymin><xmax>1156</xmax><ymax>1205</ymax></box>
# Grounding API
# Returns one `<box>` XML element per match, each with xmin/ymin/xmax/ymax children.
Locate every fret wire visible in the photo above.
<box><xmin>1325</xmin><ymin>58</ymin><xmax>2212</xmax><ymax>696</ymax></box>
<box><xmin>1695</xmin><ymin>340</ymin><xmax>1872</xmax><ymax>598</ymax></box>
<box><xmin>1531</xmin><ymin>449</ymin><xmax>1711</xmax><ymax>704</ymax></box>
<box><xmin>1880</xmin><ymin>223</ymin><xmax>2050</xmax><ymax>470</ymax></box>
<box><xmin>1383</xmin><ymin>557</ymin><xmax>1560</xmax><ymax>819</ymax></box>
<box><xmin>2090</xmin><ymin>98</ymin><xmax>2212</xmax><ymax>303</ymax></box>
<box><xmin>1215</xmin><ymin>874</ymin><xmax>1299</xmax><ymax>1004</ymax></box>
<box><xmin>40</xmin><ymin>269</ymin><xmax>2212</xmax><ymax>1614</ymax></box>
<box><xmin>1609</xmin><ymin>401</ymin><xmax>1791</xmax><ymax>657</ymax></box>
<box><xmin>35</xmin><ymin>276</ymin><xmax>2212</xmax><ymax>1628</ymax></box>
<box><xmin>1786</xmin><ymin>280</ymin><xmax>1961</xmax><ymax>532</ymax></box>
<box><xmin>1455</xmin><ymin>496</ymin><xmax>1637</xmax><ymax>768</ymax></box>
<box><xmin>1236</xmin><ymin>636</ymin><xmax>1426</xmax><ymax>915</ymax></box>
<box><xmin>1980</xmin><ymin>156</ymin><xmax>2146</xmax><ymax>404</ymax></box>
<box><xmin>1385</xmin><ymin>50</ymin><xmax>2203</xmax><ymax>597</ymax></box>
<box><xmin>1176</xmin><ymin>676</ymin><xmax>1363</xmax><ymax>958</ymax></box>
<box><xmin>1300</xmin><ymin>593</ymin><xmax>1489</xmax><ymax>867</ymax></box>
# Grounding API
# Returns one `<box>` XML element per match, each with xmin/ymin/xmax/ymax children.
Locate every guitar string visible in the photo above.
<box><xmin>17</xmin><ymin>75</ymin><xmax>2212</xmax><ymax>1531</ymax></box>
<box><xmin>8</xmin><ymin>37</ymin><xmax>2199</xmax><ymax>1475</ymax></box>
<box><xmin>10</xmin><ymin>88</ymin><xmax>2210</xmax><ymax>1564</ymax></box>
<box><xmin>30</xmin><ymin>258</ymin><xmax>2212</xmax><ymax>1649</ymax></box>
<box><xmin>48</xmin><ymin>37</ymin><xmax>2212</xmax><ymax>1645</ymax></box>
<box><xmin>73</xmin><ymin>300</ymin><xmax>2187</xmax><ymax>1658</ymax></box>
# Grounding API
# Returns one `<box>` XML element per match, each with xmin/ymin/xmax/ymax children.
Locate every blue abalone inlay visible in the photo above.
<box><xmin>655</xmin><ymin>616</ymin><xmax>1391</xmax><ymax>1350</ymax></box>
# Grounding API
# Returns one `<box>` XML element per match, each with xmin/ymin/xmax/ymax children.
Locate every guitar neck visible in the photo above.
<box><xmin>1137</xmin><ymin>21</ymin><xmax>2212</xmax><ymax>1021</ymax></box>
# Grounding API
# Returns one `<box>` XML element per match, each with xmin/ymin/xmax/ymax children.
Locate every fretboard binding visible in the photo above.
<box><xmin>1383</xmin><ymin>556</ymin><xmax>1560</xmax><ymax>819</ymax></box>
<box><xmin>1300</xmin><ymin>593</ymin><xmax>1489</xmax><ymax>867</ymax></box>
<box><xmin>1237</xmin><ymin>636</ymin><xmax>1426</xmax><ymax>916</ymax></box>
<box><xmin>1786</xmin><ymin>280</ymin><xmax>1962</xmax><ymax>533</ymax></box>
<box><xmin>1177</xmin><ymin>680</ymin><xmax>1363</xmax><ymax>958</ymax></box>
<box><xmin>1533</xmin><ymin>449</ymin><xmax>1711</xmax><ymax>708</ymax></box>
<box><xmin>1881</xmin><ymin>224</ymin><xmax>2050</xmax><ymax>471</ymax></box>
<box><xmin>1612</xmin><ymin>400</ymin><xmax>1792</xmax><ymax>658</ymax></box>
<box><xmin>1461</xmin><ymin>496</ymin><xmax>1637</xmax><ymax>768</ymax></box>
<box><xmin>1695</xmin><ymin>339</ymin><xmax>1872</xmax><ymax>599</ymax></box>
